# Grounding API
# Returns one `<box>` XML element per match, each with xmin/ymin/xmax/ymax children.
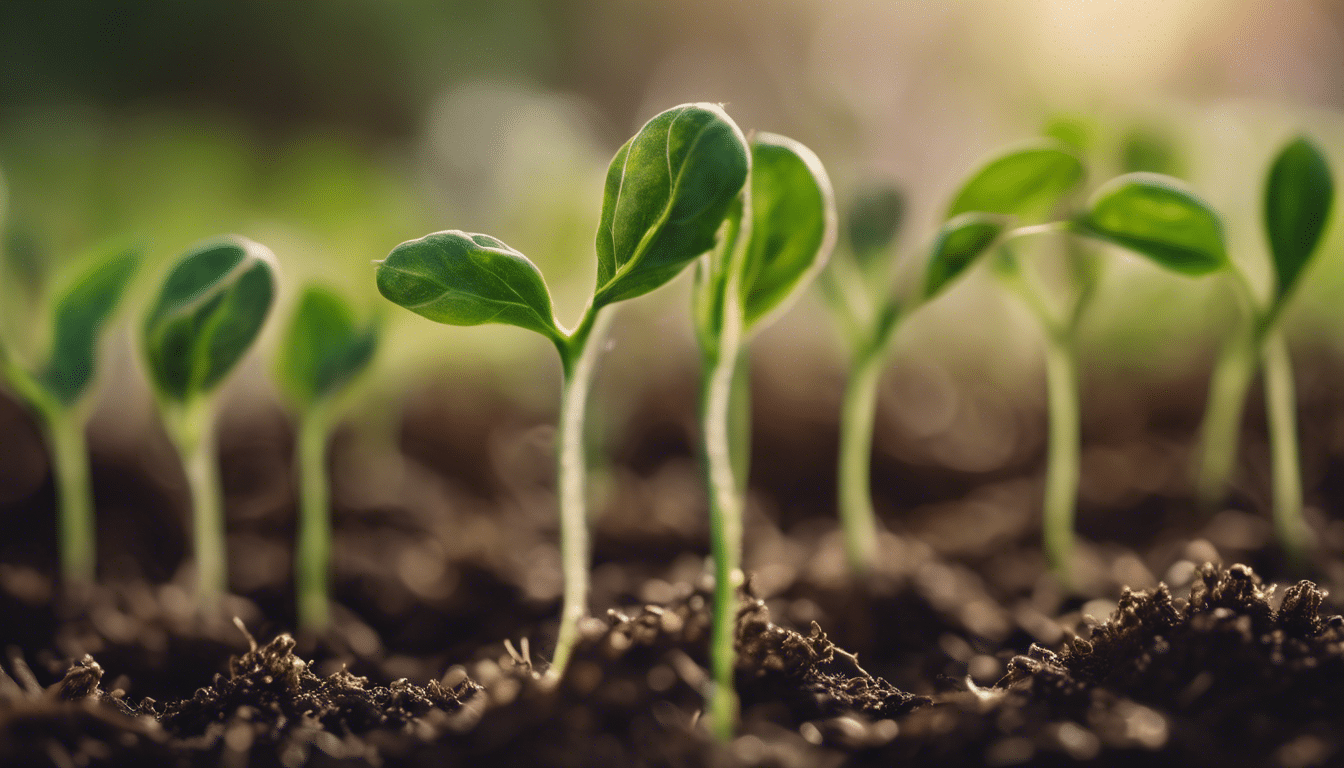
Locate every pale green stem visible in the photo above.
<box><xmin>728</xmin><ymin>347</ymin><xmax>752</xmax><ymax>495</ymax></box>
<box><xmin>168</xmin><ymin>400</ymin><xmax>227</xmax><ymax>602</ymax></box>
<box><xmin>45</xmin><ymin>407</ymin><xmax>96</xmax><ymax>585</ymax></box>
<box><xmin>296</xmin><ymin>405</ymin><xmax>332</xmax><ymax>632</ymax></box>
<box><xmin>837</xmin><ymin>343</ymin><xmax>884</xmax><ymax>575</ymax></box>
<box><xmin>1261</xmin><ymin>328</ymin><xmax>1309</xmax><ymax>562</ymax></box>
<box><xmin>1041</xmin><ymin>328</ymin><xmax>1081</xmax><ymax>583</ymax></box>
<box><xmin>544</xmin><ymin>305</ymin><xmax>611</xmax><ymax>682</ymax></box>
<box><xmin>1194</xmin><ymin>320</ymin><xmax>1258</xmax><ymax>509</ymax></box>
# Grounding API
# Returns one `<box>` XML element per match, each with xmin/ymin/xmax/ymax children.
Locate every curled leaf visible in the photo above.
<box><xmin>948</xmin><ymin>142</ymin><xmax>1084</xmax><ymax>220</ymax></box>
<box><xmin>1080</xmin><ymin>173</ymin><xmax>1225</xmax><ymax>275</ymax></box>
<box><xmin>277</xmin><ymin>285</ymin><xmax>378</xmax><ymax>408</ymax></box>
<box><xmin>1265</xmin><ymin>136</ymin><xmax>1334</xmax><ymax>302</ymax></box>
<box><xmin>38</xmin><ymin>246</ymin><xmax>141</xmax><ymax>405</ymax></box>
<box><xmin>923</xmin><ymin>213</ymin><xmax>1006</xmax><ymax>301</ymax></box>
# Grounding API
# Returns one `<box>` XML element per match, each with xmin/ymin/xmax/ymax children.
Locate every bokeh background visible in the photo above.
<box><xmin>3</xmin><ymin>0</ymin><xmax>1344</xmax><ymax>585</ymax></box>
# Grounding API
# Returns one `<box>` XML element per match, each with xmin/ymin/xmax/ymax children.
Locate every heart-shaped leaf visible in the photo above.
<box><xmin>277</xmin><ymin>285</ymin><xmax>379</xmax><ymax>409</ymax></box>
<box><xmin>923</xmin><ymin>213</ymin><xmax>1007</xmax><ymax>300</ymax></box>
<box><xmin>739</xmin><ymin>133</ymin><xmax>836</xmax><ymax>329</ymax></box>
<box><xmin>593</xmin><ymin>103</ymin><xmax>750</xmax><ymax>308</ymax></box>
<box><xmin>1080</xmin><ymin>173</ymin><xmax>1225</xmax><ymax>275</ymax></box>
<box><xmin>846</xmin><ymin>182</ymin><xmax>904</xmax><ymax>270</ymax></box>
<box><xmin>37</xmin><ymin>246</ymin><xmax>141</xmax><ymax>406</ymax></box>
<box><xmin>376</xmin><ymin>230</ymin><xmax>559</xmax><ymax>339</ymax></box>
<box><xmin>948</xmin><ymin>142</ymin><xmax>1084</xmax><ymax>220</ymax></box>
<box><xmin>144</xmin><ymin>237</ymin><xmax>277</xmax><ymax>401</ymax></box>
<box><xmin>1265</xmin><ymin>136</ymin><xmax>1334</xmax><ymax>302</ymax></box>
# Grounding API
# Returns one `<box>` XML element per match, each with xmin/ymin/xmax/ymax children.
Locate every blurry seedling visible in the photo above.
<box><xmin>0</xmin><ymin>243</ymin><xmax>140</xmax><ymax>584</ymax></box>
<box><xmin>142</xmin><ymin>237</ymin><xmax>277</xmax><ymax>602</ymax></box>
<box><xmin>376</xmin><ymin>103</ymin><xmax>749</xmax><ymax>681</ymax></box>
<box><xmin>691</xmin><ymin>133</ymin><xmax>834</xmax><ymax>739</ymax></box>
<box><xmin>275</xmin><ymin>285</ymin><xmax>379</xmax><ymax>632</ymax></box>
<box><xmin>1193</xmin><ymin>137</ymin><xmax>1334</xmax><ymax>561</ymax></box>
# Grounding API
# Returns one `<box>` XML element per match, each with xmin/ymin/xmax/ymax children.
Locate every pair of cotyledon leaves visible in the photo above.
<box><xmin>375</xmin><ymin>103</ymin><xmax>834</xmax><ymax>340</ymax></box>
<box><xmin>143</xmin><ymin>238</ymin><xmax>375</xmax><ymax>408</ymax></box>
<box><xmin>924</xmin><ymin>138</ymin><xmax>1335</xmax><ymax>304</ymax></box>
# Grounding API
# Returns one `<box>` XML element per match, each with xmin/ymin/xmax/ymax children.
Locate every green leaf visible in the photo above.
<box><xmin>740</xmin><ymin>134</ymin><xmax>836</xmax><ymax>329</ymax></box>
<box><xmin>1265</xmin><ymin>136</ymin><xmax>1334</xmax><ymax>302</ymax></box>
<box><xmin>923</xmin><ymin>213</ymin><xmax>1007</xmax><ymax>300</ymax></box>
<box><xmin>947</xmin><ymin>142</ymin><xmax>1084</xmax><ymax>220</ymax></box>
<box><xmin>593</xmin><ymin>103</ymin><xmax>750</xmax><ymax>307</ymax></box>
<box><xmin>37</xmin><ymin>246</ymin><xmax>141</xmax><ymax>406</ymax></box>
<box><xmin>376</xmin><ymin>230</ymin><xmax>559</xmax><ymax>339</ymax></box>
<box><xmin>846</xmin><ymin>182</ymin><xmax>904</xmax><ymax>268</ymax></box>
<box><xmin>143</xmin><ymin>237</ymin><xmax>277</xmax><ymax>401</ymax></box>
<box><xmin>277</xmin><ymin>285</ymin><xmax>378</xmax><ymax>408</ymax></box>
<box><xmin>1120</xmin><ymin>127</ymin><xmax>1180</xmax><ymax>176</ymax></box>
<box><xmin>1080</xmin><ymin>173</ymin><xmax>1226</xmax><ymax>275</ymax></box>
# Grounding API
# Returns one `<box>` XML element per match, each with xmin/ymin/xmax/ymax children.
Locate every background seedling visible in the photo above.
<box><xmin>0</xmin><ymin>243</ymin><xmax>139</xmax><ymax>584</ymax></box>
<box><xmin>376</xmin><ymin>103</ymin><xmax>749</xmax><ymax>680</ymax></box>
<box><xmin>275</xmin><ymin>284</ymin><xmax>379</xmax><ymax>632</ymax></box>
<box><xmin>142</xmin><ymin>237</ymin><xmax>277</xmax><ymax>602</ymax></box>
<box><xmin>692</xmin><ymin>132</ymin><xmax>834</xmax><ymax>739</ymax></box>
<box><xmin>1193</xmin><ymin>137</ymin><xmax>1334</xmax><ymax>561</ymax></box>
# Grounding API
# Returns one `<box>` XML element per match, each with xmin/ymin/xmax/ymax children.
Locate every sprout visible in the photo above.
<box><xmin>376</xmin><ymin>103</ymin><xmax>749</xmax><ymax>681</ymax></box>
<box><xmin>691</xmin><ymin>132</ymin><xmax>834</xmax><ymax>739</ymax></box>
<box><xmin>1193</xmin><ymin>137</ymin><xmax>1335</xmax><ymax>562</ymax></box>
<box><xmin>143</xmin><ymin>237</ymin><xmax>277</xmax><ymax>602</ymax></box>
<box><xmin>0</xmin><ymin>243</ymin><xmax>140</xmax><ymax>584</ymax></box>
<box><xmin>274</xmin><ymin>285</ymin><xmax>379</xmax><ymax>632</ymax></box>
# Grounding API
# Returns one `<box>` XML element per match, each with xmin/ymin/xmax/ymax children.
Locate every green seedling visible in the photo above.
<box><xmin>1193</xmin><ymin>137</ymin><xmax>1334</xmax><ymax>561</ymax></box>
<box><xmin>692</xmin><ymin>132</ymin><xmax>835</xmax><ymax>739</ymax></box>
<box><xmin>376</xmin><ymin>103</ymin><xmax>749</xmax><ymax>681</ymax></box>
<box><xmin>275</xmin><ymin>285</ymin><xmax>379</xmax><ymax>632</ymax></box>
<box><xmin>142</xmin><ymin>237</ymin><xmax>277</xmax><ymax>602</ymax></box>
<box><xmin>0</xmin><ymin>244</ymin><xmax>140</xmax><ymax>584</ymax></box>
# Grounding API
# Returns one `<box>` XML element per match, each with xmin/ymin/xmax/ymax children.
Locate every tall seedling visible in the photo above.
<box><xmin>275</xmin><ymin>285</ymin><xmax>379</xmax><ymax>631</ymax></box>
<box><xmin>143</xmin><ymin>237</ymin><xmax>277</xmax><ymax>602</ymax></box>
<box><xmin>0</xmin><ymin>244</ymin><xmax>140</xmax><ymax>583</ymax></box>
<box><xmin>692</xmin><ymin>133</ymin><xmax>834</xmax><ymax>739</ymax></box>
<box><xmin>1193</xmin><ymin>137</ymin><xmax>1334</xmax><ymax>560</ymax></box>
<box><xmin>376</xmin><ymin>103</ymin><xmax>749</xmax><ymax>680</ymax></box>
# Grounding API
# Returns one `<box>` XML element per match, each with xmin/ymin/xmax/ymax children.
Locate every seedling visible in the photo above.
<box><xmin>142</xmin><ymin>237</ymin><xmax>277</xmax><ymax>602</ymax></box>
<box><xmin>0</xmin><ymin>243</ymin><xmax>140</xmax><ymax>584</ymax></box>
<box><xmin>691</xmin><ymin>132</ymin><xmax>835</xmax><ymax>739</ymax></box>
<box><xmin>1193</xmin><ymin>137</ymin><xmax>1334</xmax><ymax>560</ymax></box>
<box><xmin>376</xmin><ymin>103</ymin><xmax>749</xmax><ymax>681</ymax></box>
<box><xmin>275</xmin><ymin>285</ymin><xmax>379</xmax><ymax>631</ymax></box>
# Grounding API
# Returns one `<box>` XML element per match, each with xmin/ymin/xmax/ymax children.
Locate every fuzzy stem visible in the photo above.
<box><xmin>1041</xmin><ymin>329</ymin><xmax>1081</xmax><ymax>583</ymax></box>
<box><xmin>1193</xmin><ymin>320</ymin><xmax>1258</xmax><ymax>509</ymax></box>
<box><xmin>295</xmin><ymin>405</ymin><xmax>332</xmax><ymax>632</ymax></box>
<box><xmin>170</xmin><ymin>400</ymin><xmax>227</xmax><ymax>602</ymax></box>
<box><xmin>837</xmin><ymin>343</ymin><xmax>884</xmax><ymax>574</ymax></box>
<box><xmin>1261</xmin><ymin>328</ymin><xmax>1309</xmax><ymax>562</ymax></box>
<box><xmin>46</xmin><ymin>407</ymin><xmax>96</xmax><ymax>584</ymax></box>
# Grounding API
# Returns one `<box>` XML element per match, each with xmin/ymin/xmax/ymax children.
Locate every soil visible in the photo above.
<box><xmin>4</xmin><ymin>358</ymin><xmax>1344</xmax><ymax>767</ymax></box>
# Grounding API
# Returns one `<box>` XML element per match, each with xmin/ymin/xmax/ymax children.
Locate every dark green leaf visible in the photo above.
<box><xmin>143</xmin><ymin>237</ymin><xmax>277</xmax><ymax>401</ymax></box>
<box><xmin>846</xmin><ymin>182</ymin><xmax>904</xmax><ymax>268</ymax></box>
<box><xmin>1080</xmin><ymin>173</ymin><xmax>1226</xmax><ymax>275</ymax></box>
<box><xmin>923</xmin><ymin>213</ymin><xmax>1006</xmax><ymax>300</ymax></box>
<box><xmin>376</xmin><ymin>230</ymin><xmax>559</xmax><ymax>339</ymax></box>
<box><xmin>277</xmin><ymin>285</ymin><xmax>378</xmax><ymax>408</ymax></box>
<box><xmin>1265</xmin><ymin>136</ymin><xmax>1334</xmax><ymax>302</ymax></box>
<box><xmin>37</xmin><ymin>246</ymin><xmax>141</xmax><ymax>405</ymax></box>
<box><xmin>740</xmin><ymin>134</ymin><xmax>836</xmax><ymax>329</ymax></box>
<box><xmin>593</xmin><ymin>103</ymin><xmax>750</xmax><ymax>307</ymax></box>
<box><xmin>947</xmin><ymin>142</ymin><xmax>1084</xmax><ymax>220</ymax></box>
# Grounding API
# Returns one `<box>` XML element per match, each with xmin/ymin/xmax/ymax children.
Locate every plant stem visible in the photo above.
<box><xmin>544</xmin><ymin>305</ymin><xmax>612</xmax><ymax>682</ymax></box>
<box><xmin>836</xmin><ymin>341</ymin><xmax>885</xmax><ymax>574</ymax></box>
<box><xmin>295</xmin><ymin>405</ymin><xmax>332</xmax><ymax>632</ymax></box>
<box><xmin>1261</xmin><ymin>327</ymin><xmax>1309</xmax><ymax>563</ymax></box>
<box><xmin>728</xmin><ymin>347</ymin><xmax>752</xmax><ymax>495</ymax></box>
<box><xmin>169</xmin><ymin>400</ymin><xmax>227</xmax><ymax>602</ymax></box>
<box><xmin>1193</xmin><ymin>319</ymin><xmax>1258</xmax><ymax>509</ymax></box>
<box><xmin>1041</xmin><ymin>328</ymin><xmax>1081</xmax><ymax>583</ymax></box>
<box><xmin>45</xmin><ymin>408</ymin><xmax>96</xmax><ymax>584</ymax></box>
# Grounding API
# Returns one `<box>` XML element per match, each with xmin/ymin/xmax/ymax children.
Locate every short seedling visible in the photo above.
<box><xmin>1193</xmin><ymin>137</ymin><xmax>1334</xmax><ymax>561</ymax></box>
<box><xmin>376</xmin><ymin>103</ymin><xmax>749</xmax><ymax>681</ymax></box>
<box><xmin>692</xmin><ymin>132</ymin><xmax>834</xmax><ymax>739</ymax></box>
<box><xmin>0</xmin><ymin>244</ymin><xmax>140</xmax><ymax>584</ymax></box>
<box><xmin>142</xmin><ymin>237</ymin><xmax>277</xmax><ymax>602</ymax></box>
<box><xmin>275</xmin><ymin>285</ymin><xmax>379</xmax><ymax>631</ymax></box>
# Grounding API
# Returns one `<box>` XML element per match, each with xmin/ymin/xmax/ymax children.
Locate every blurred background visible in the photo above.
<box><xmin>3</xmin><ymin>0</ymin><xmax>1344</xmax><ymax>591</ymax></box>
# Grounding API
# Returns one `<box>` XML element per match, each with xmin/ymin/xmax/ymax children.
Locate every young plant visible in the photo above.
<box><xmin>920</xmin><ymin>145</ymin><xmax>1226</xmax><ymax>582</ymax></box>
<box><xmin>275</xmin><ymin>285</ymin><xmax>379</xmax><ymax>632</ymax></box>
<box><xmin>0</xmin><ymin>244</ymin><xmax>140</xmax><ymax>584</ymax></box>
<box><xmin>375</xmin><ymin>103</ymin><xmax>749</xmax><ymax>681</ymax></box>
<box><xmin>142</xmin><ymin>237</ymin><xmax>277</xmax><ymax>602</ymax></box>
<box><xmin>692</xmin><ymin>132</ymin><xmax>835</xmax><ymax>739</ymax></box>
<box><xmin>1193</xmin><ymin>137</ymin><xmax>1334</xmax><ymax>560</ymax></box>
